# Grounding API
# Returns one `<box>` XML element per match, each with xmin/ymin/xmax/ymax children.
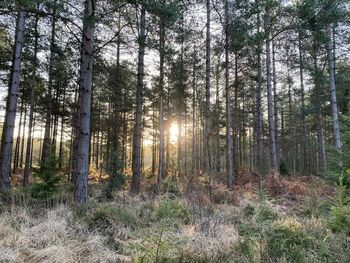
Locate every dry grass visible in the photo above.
<box><xmin>0</xmin><ymin>174</ymin><xmax>346</xmax><ymax>263</ymax></box>
<box><xmin>0</xmin><ymin>206</ymin><xmax>130</xmax><ymax>263</ymax></box>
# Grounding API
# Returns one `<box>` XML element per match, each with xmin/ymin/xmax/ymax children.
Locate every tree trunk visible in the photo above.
<box><xmin>326</xmin><ymin>25</ymin><xmax>342</xmax><ymax>155</ymax></box>
<box><xmin>59</xmin><ymin>86</ymin><xmax>66</xmax><ymax>168</ymax></box>
<box><xmin>13</xmin><ymin>101</ymin><xmax>23</xmax><ymax>173</ymax></box>
<box><xmin>298</xmin><ymin>35</ymin><xmax>309</xmax><ymax>173</ymax></box>
<box><xmin>74</xmin><ymin>0</ymin><xmax>96</xmax><ymax>205</ymax></box>
<box><xmin>157</xmin><ymin>2</ymin><xmax>166</xmax><ymax>192</ymax></box>
<box><xmin>313</xmin><ymin>40</ymin><xmax>326</xmax><ymax>173</ymax></box>
<box><xmin>272</xmin><ymin>41</ymin><xmax>279</xmax><ymax>170</ymax></box>
<box><xmin>42</xmin><ymin>9</ymin><xmax>56</xmax><ymax>164</ymax></box>
<box><xmin>24</xmin><ymin>12</ymin><xmax>40</xmax><ymax>187</ymax></box>
<box><xmin>256</xmin><ymin>7</ymin><xmax>263</xmax><ymax>173</ymax></box>
<box><xmin>215</xmin><ymin>62</ymin><xmax>220</xmax><ymax>173</ymax></box>
<box><xmin>131</xmin><ymin>5</ymin><xmax>146</xmax><ymax>193</ymax></box>
<box><xmin>225</xmin><ymin>0</ymin><xmax>233</xmax><ymax>187</ymax></box>
<box><xmin>192</xmin><ymin>47</ymin><xmax>197</xmax><ymax>179</ymax></box>
<box><xmin>265</xmin><ymin>8</ymin><xmax>277</xmax><ymax>170</ymax></box>
<box><xmin>204</xmin><ymin>0</ymin><xmax>212</xmax><ymax>181</ymax></box>
<box><xmin>0</xmin><ymin>10</ymin><xmax>26</xmax><ymax>191</ymax></box>
<box><xmin>234</xmin><ymin>54</ymin><xmax>239</xmax><ymax>178</ymax></box>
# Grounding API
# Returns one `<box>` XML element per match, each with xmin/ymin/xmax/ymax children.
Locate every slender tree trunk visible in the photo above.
<box><xmin>287</xmin><ymin>58</ymin><xmax>295</xmax><ymax>174</ymax></box>
<box><xmin>20</xmin><ymin>104</ymin><xmax>27</xmax><ymax>168</ymax></box>
<box><xmin>225</xmin><ymin>10</ymin><xmax>233</xmax><ymax>185</ymax></box>
<box><xmin>192</xmin><ymin>47</ymin><xmax>197</xmax><ymax>179</ymax></box>
<box><xmin>326</xmin><ymin>25</ymin><xmax>342</xmax><ymax>155</ymax></box>
<box><xmin>272</xmin><ymin>41</ymin><xmax>279</xmax><ymax>170</ymax></box>
<box><xmin>131</xmin><ymin>5</ymin><xmax>146</xmax><ymax>193</ymax></box>
<box><xmin>313</xmin><ymin>40</ymin><xmax>326</xmax><ymax>173</ymax></box>
<box><xmin>265</xmin><ymin>8</ymin><xmax>277</xmax><ymax>170</ymax></box>
<box><xmin>42</xmin><ymin>9</ymin><xmax>56</xmax><ymax>164</ymax></box>
<box><xmin>13</xmin><ymin>101</ymin><xmax>23</xmax><ymax>173</ymax></box>
<box><xmin>215</xmin><ymin>62</ymin><xmax>220</xmax><ymax>173</ymax></box>
<box><xmin>256</xmin><ymin>8</ymin><xmax>263</xmax><ymax>173</ymax></box>
<box><xmin>23</xmin><ymin>14</ymin><xmax>39</xmax><ymax>187</ymax></box>
<box><xmin>298</xmin><ymin>35</ymin><xmax>309</xmax><ymax>173</ymax></box>
<box><xmin>234</xmin><ymin>54</ymin><xmax>239</xmax><ymax>178</ymax></box>
<box><xmin>30</xmin><ymin>117</ymin><xmax>35</xmax><ymax>168</ymax></box>
<box><xmin>0</xmin><ymin>10</ymin><xmax>26</xmax><ymax>191</ymax></box>
<box><xmin>204</xmin><ymin>0</ymin><xmax>212</xmax><ymax>181</ymax></box>
<box><xmin>74</xmin><ymin>0</ymin><xmax>96</xmax><ymax>205</ymax></box>
<box><xmin>59</xmin><ymin>86</ymin><xmax>66</xmax><ymax>168</ymax></box>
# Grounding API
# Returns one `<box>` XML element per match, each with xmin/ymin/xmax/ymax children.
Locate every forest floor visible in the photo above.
<box><xmin>1</xmin><ymin>171</ymin><xmax>350</xmax><ymax>263</ymax></box>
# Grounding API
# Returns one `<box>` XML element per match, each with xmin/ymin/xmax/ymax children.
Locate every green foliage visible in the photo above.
<box><xmin>266</xmin><ymin>221</ymin><xmax>310</xmax><ymax>262</ymax></box>
<box><xmin>151</xmin><ymin>198</ymin><xmax>189</xmax><ymax>224</ymax></box>
<box><xmin>279</xmin><ymin>160</ymin><xmax>290</xmax><ymax>176</ymax></box>
<box><xmin>243</xmin><ymin>203</ymin><xmax>255</xmax><ymax>218</ymax></box>
<box><xmin>87</xmin><ymin>204</ymin><xmax>138</xmax><ymax>229</ymax></box>
<box><xmin>29</xmin><ymin>158</ymin><xmax>62</xmax><ymax>199</ymax></box>
<box><xmin>328</xmin><ymin>175</ymin><xmax>350</xmax><ymax>235</ymax></box>
<box><xmin>132</xmin><ymin>226</ymin><xmax>183</xmax><ymax>263</ymax></box>
<box><xmin>162</xmin><ymin>177</ymin><xmax>181</xmax><ymax>196</ymax></box>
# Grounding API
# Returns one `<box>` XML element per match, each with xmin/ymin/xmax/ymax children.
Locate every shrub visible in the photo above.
<box><xmin>162</xmin><ymin>177</ymin><xmax>181</xmax><ymax>196</ymax></box>
<box><xmin>87</xmin><ymin>205</ymin><xmax>138</xmax><ymax>229</ymax></box>
<box><xmin>266</xmin><ymin>220</ymin><xmax>310</xmax><ymax>262</ymax></box>
<box><xmin>29</xmin><ymin>158</ymin><xmax>62</xmax><ymax>199</ymax></box>
<box><xmin>328</xmin><ymin>176</ymin><xmax>350</xmax><ymax>235</ymax></box>
<box><xmin>279</xmin><ymin>160</ymin><xmax>290</xmax><ymax>176</ymax></box>
<box><xmin>152</xmin><ymin>198</ymin><xmax>189</xmax><ymax>224</ymax></box>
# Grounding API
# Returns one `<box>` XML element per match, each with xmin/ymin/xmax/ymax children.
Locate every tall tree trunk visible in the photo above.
<box><xmin>256</xmin><ymin>7</ymin><xmax>263</xmax><ymax>173</ymax></box>
<box><xmin>74</xmin><ymin>0</ymin><xmax>96</xmax><ymax>205</ymax></box>
<box><xmin>20</xmin><ymin>103</ymin><xmax>27</xmax><ymax>168</ymax></box>
<box><xmin>272</xmin><ymin>41</ymin><xmax>279</xmax><ymax>170</ymax></box>
<box><xmin>0</xmin><ymin>10</ymin><xmax>26</xmax><ymax>191</ymax></box>
<box><xmin>23</xmin><ymin>13</ymin><xmax>40</xmax><ymax>187</ymax></box>
<box><xmin>13</xmin><ymin>101</ymin><xmax>24</xmax><ymax>173</ymax></box>
<box><xmin>204</xmin><ymin>0</ymin><xmax>212</xmax><ymax>181</ymax></box>
<box><xmin>265</xmin><ymin>8</ymin><xmax>277</xmax><ymax>170</ymax></box>
<box><xmin>225</xmin><ymin>66</ymin><xmax>234</xmax><ymax>180</ymax></box>
<box><xmin>131</xmin><ymin>5</ymin><xmax>146</xmax><ymax>193</ymax></box>
<box><xmin>326</xmin><ymin>25</ymin><xmax>342</xmax><ymax>155</ymax></box>
<box><xmin>42</xmin><ymin>8</ymin><xmax>56</xmax><ymax>164</ymax></box>
<box><xmin>59</xmin><ymin>86</ymin><xmax>66</xmax><ymax>168</ymax></box>
<box><xmin>313</xmin><ymin>40</ymin><xmax>326</xmax><ymax>173</ymax></box>
<box><xmin>234</xmin><ymin>54</ymin><xmax>239</xmax><ymax>178</ymax></box>
<box><xmin>157</xmin><ymin>3</ymin><xmax>166</xmax><ymax>193</ymax></box>
<box><xmin>215</xmin><ymin>62</ymin><xmax>220</xmax><ymax>173</ymax></box>
<box><xmin>192</xmin><ymin>47</ymin><xmax>197</xmax><ymax>179</ymax></box>
<box><xmin>298</xmin><ymin>35</ymin><xmax>309</xmax><ymax>173</ymax></box>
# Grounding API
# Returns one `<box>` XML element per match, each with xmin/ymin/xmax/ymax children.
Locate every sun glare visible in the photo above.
<box><xmin>169</xmin><ymin>122</ymin><xmax>179</xmax><ymax>144</ymax></box>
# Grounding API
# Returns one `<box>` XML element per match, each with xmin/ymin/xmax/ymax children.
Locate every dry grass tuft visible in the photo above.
<box><xmin>0</xmin><ymin>205</ymin><xmax>130</xmax><ymax>263</ymax></box>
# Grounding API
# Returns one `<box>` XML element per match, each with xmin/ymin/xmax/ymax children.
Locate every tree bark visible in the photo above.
<box><xmin>41</xmin><ymin>8</ymin><xmax>56</xmax><ymax>164</ymax></box>
<box><xmin>74</xmin><ymin>0</ymin><xmax>96</xmax><ymax>205</ymax></box>
<box><xmin>326</xmin><ymin>25</ymin><xmax>342</xmax><ymax>155</ymax></box>
<box><xmin>157</xmin><ymin>0</ymin><xmax>167</xmax><ymax>192</ymax></box>
<box><xmin>13</xmin><ymin>101</ymin><xmax>23</xmax><ymax>173</ymax></box>
<box><xmin>264</xmin><ymin>7</ymin><xmax>277</xmax><ymax>170</ymax></box>
<box><xmin>131</xmin><ymin>5</ymin><xmax>146</xmax><ymax>193</ymax></box>
<box><xmin>256</xmin><ymin>6</ymin><xmax>264</xmax><ymax>173</ymax></box>
<box><xmin>298</xmin><ymin>35</ymin><xmax>309</xmax><ymax>173</ymax></box>
<box><xmin>204</xmin><ymin>0</ymin><xmax>212</xmax><ymax>181</ymax></box>
<box><xmin>225</xmin><ymin>0</ymin><xmax>233</xmax><ymax>187</ymax></box>
<box><xmin>23</xmin><ymin>12</ymin><xmax>39</xmax><ymax>186</ymax></box>
<box><xmin>0</xmin><ymin>10</ymin><xmax>26</xmax><ymax>191</ymax></box>
<box><xmin>272</xmin><ymin>41</ymin><xmax>279</xmax><ymax>170</ymax></box>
